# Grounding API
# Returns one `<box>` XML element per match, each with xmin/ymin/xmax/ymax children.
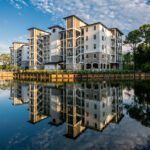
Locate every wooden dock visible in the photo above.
<box><xmin>0</xmin><ymin>71</ymin><xmax>150</xmax><ymax>82</ymax></box>
<box><xmin>13</xmin><ymin>72</ymin><xmax>75</xmax><ymax>82</ymax></box>
<box><xmin>13</xmin><ymin>71</ymin><xmax>150</xmax><ymax>82</ymax></box>
<box><xmin>0</xmin><ymin>72</ymin><xmax>14</xmax><ymax>80</ymax></box>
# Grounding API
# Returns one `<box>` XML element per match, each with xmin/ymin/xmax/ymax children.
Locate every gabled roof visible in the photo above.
<box><xmin>109</xmin><ymin>28</ymin><xmax>124</xmax><ymax>35</ymax></box>
<box><xmin>13</xmin><ymin>41</ymin><xmax>28</xmax><ymax>45</ymax></box>
<box><xmin>81</xmin><ymin>22</ymin><xmax>109</xmax><ymax>30</ymax></box>
<box><xmin>28</xmin><ymin>27</ymin><xmax>50</xmax><ymax>33</ymax></box>
<box><xmin>81</xmin><ymin>22</ymin><xmax>124</xmax><ymax>35</ymax></box>
<box><xmin>48</xmin><ymin>25</ymin><xmax>65</xmax><ymax>30</ymax></box>
<box><xmin>64</xmin><ymin>15</ymin><xmax>88</xmax><ymax>25</ymax></box>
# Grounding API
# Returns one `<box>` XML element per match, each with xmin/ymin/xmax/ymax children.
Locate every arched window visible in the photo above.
<box><xmin>86</xmin><ymin>64</ymin><xmax>91</xmax><ymax>69</ymax></box>
<box><xmin>93</xmin><ymin>63</ymin><xmax>98</xmax><ymax>69</ymax></box>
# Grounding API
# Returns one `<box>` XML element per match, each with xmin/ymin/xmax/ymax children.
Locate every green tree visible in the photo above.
<box><xmin>139</xmin><ymin>24</ymin><xmax>150</xmax><ymax>49</ymax></box>
<box><xmin>125</xmin><ymin>30</ymin><xmax>142</xmax><ymax>71</ymax></box>
<box><xmin>0</xmin><ymin>54</ymin><xmax>11</xmax><ymax>65</ymax></box>
<box><xmin>123</xmin><ymin>52</ymin><xmax>133</xmax><ymax>70</ymax></box>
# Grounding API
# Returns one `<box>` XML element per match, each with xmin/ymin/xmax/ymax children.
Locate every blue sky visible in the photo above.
<box><xmin>0</xmin><ymin>0</ymin><xmax>150</xmax><ymax>53</ymax></box>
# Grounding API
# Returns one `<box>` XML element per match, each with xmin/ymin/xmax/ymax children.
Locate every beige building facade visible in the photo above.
<box><xmin>10</xmin><ymin>15</ymin><xmax>123</xmax><ymax>71</ymax></box>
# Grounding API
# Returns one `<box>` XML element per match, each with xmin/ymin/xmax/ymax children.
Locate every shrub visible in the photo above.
<box><xmin>142</xmin><ymin>63</ymin><xmax>150</xmax><ymax>72</ymax></box>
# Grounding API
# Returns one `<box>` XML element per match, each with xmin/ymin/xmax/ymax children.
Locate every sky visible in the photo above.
<box><xmin>0</xmin><ymin>0</ymin><xmax>150</xmax><ymax>53</ymax></box>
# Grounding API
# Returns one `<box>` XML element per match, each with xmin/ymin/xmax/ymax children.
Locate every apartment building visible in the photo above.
<box><xmin>44</xmin><ymin>26</ymin><xmax>65</xmax><ymax>70</ymax></box>
<box><xmin>9</xmin><ymin>81</ymin><xmax>123</xmax><ymax>138</ymax></box>
<box><xmin>83</xmin><ymin>24</ymin><xmax>123</xmax><ymax>70</ymax></box>
<box><xmin>28</xmin><ymin>28</ymin><xmax>50</xmax><ymax>70</ymax></box>
<box><xmin>10</xmin><ymin>42</ymin><xmax>29</xmax><ymax>69</ymax></box>
<box><xmin>64</xmin><ymin>16</ymin><xmax>87</xmax><ymax>70</ymax></box>
<box><xmin>10</xmin><ymin>15</ymin><xmax>123</xmax><ymax>71</ymax></box>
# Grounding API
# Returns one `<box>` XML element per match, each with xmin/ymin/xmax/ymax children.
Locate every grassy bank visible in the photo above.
<box><xmin>15</xmin><ymin>69</ymin><xmax>149</xmax><ymax>74</ymax></box>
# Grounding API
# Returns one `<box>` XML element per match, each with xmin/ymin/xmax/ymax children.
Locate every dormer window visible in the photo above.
<box><xmin>52</xmin><ymin>28</ymin><xmax>56</xmax><ymax>33</ymax></box>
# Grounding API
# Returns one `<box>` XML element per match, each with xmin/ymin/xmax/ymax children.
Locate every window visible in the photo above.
<box><xmin>93</xmin><ymin>63</ymin><xmax>98</xmax><ymax>69</ymax></box>
<box><xmin>95</xmin><ymin>123</ymin><xmax>97</xmax><ymax>129</ymax></box>
<box><xmin>86</xmin><ymin>36</ymin><xmax>88</xmax><ymax>41</ymax></box>
<box><xmin>82</xmin><ymin>55</ymin><xmax>84</xmax><ymax>59</ymax></box>
<box><xmin>86</xmin><ymin>54</ymin><xmax>88</xmax><ymax>58</ymax></box>
<box><xmin>86</xmin><ymin>64</ymin><xmax>91</xmax><ymax>69</ymax></box>
<box><xmin>94</xmin><ymin>84</ymin><xmax>99</xmax><ymax>89</ymax></box>
<box><xmin>87</xmin><ymin>84</ymin><xmax>91</xmax><ymax>89</ymax></box>
<box><xmin>94</xmin><ymin>44</ymin><xmax>96</xmax><ymax>49</ymax></box>
<box><xmin>52</xmin><ymin>28</ymin><xmax>56</xmax><ymax>33</ymax></box>
<box><xmin>82</xmin><ymin>91</ymin><xmax>84</xmax><ymax>97</ymax></box>
<box><xmin>102</xmin><ymin>36</ymin><xmax>104</xmax><ymax>41</ymax></box>
<box><xmin>94</xmin><ymin>25</ymin><xmax>96</xmax><ymax>30</ymax></box>
<box><xmin>86</xmin><ymin>28</ymin><xmax>88</xmax><ymax>32</ymax></box>
<box><xmin>102</xmin><ymin>103</ymin><xmax>105</xmax><ymax>108</ymax></box>
<box><xmin>86</xmin><ymin>45</ymin><xmax>88</xmax><ymax>50</ymax></box>
<box><xmin>81</xmin><ymin>29</ymin><xmax>84</xmax><ymax>35</ymax></box>
<box><xmin>94</xmin><ymin>95</ymin><xmax>97</xmax><ymax>99</ymax></box>
<box><xmin>94</xmin><ymin>114</ymin><xmax>97</xmax><ymax>119</ymax></box>
<box><xmin>86</xmin><ymin>103</ymin><xmax>89</xmax><ymax>107</ymax></box>
<box><xmin>102</xmin><ymin>45</ymin><xmax>104</xmax><ymax>50</ymax></box>
<box><xmin>93</xmin><ymin>34</ymin><xmax>96</xmax><ymax>40</ymax></box>
<box><xmin>94</xmin><ymin>54</ymin><xmax>97</xmax><ymax>58</ymax></box>
<box><xmin>107</xmin><ymin>64</ymin><xmax>109</xmax><ymax>69</ymax></box>
<box><xmin>94</xmin><ymin>104</ymin><xmax>97</xmax><ymax>109</ymax></box>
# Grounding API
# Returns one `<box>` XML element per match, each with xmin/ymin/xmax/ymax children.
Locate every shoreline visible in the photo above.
<box><xmin>1</xmin><ymin>71</ymin><xmax>150</xmax><ymax>82</ymax></box>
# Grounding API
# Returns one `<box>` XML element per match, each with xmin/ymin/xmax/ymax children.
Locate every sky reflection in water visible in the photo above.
<box><xmin>0</xmin><ymin>80</ymin><xmax>150</xmax><ymax>150</ymax></box>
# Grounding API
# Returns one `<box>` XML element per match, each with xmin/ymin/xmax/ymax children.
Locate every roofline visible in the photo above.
<box><xmin>109</xmin><ymin>28</ymin><xmax>124</xmax><ymax>35</ymax></box>
<box><xmin>19</xmin><ymin>45</ymin><xmax>28</xmax><ymax>48</ymax></box>
<box><xmin>81</xmin><ymin>22</ymin><xmax>123</xmax><ymax>35</ymax></box>
<box><xmin>48</xmin><ymin>25</ymin><xmax>65</xmax><ymax>30</ymax></box>
<box><xmin>81</xmin><ymin>22</ymin><xmax>109</xmax><ymax>30</ymax></box>
<box><xmin>63</xmin><ymin>15</ymin><xmax>88</xmax><ymax>25</ymax></box>
<box><xmin>28</xmin><ymin>27</ymin><xmax>50</xmax><ymax>33</ymax></box>
<box><xmin>13</xmin><ymin>42</ymin><xmax>28</xmax><ymax>45</ymax></box>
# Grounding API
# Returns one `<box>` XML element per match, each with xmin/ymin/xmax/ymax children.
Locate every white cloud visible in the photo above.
<box><xmin>29</xmin><ymin>0</ymin><xmax>150</xmax><ymax>34</ymax></box>
<box><xmin>8</xmin><ymin>0</ymin><xmax>150</xmax><ymax>33</ymax></box>
<box><xmin>9</xmin><ymin>0</ymin><xmax>28</xmax><ymax>9</ymax></box>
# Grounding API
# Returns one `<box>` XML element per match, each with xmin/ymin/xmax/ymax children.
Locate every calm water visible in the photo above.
<box><xmin>0</xmin><ymin>80</ymin><xmax>150</xmax><ymax>150</ymax></box>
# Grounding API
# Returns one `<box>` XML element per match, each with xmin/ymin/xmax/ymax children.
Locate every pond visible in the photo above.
<box><xmin>0</xmin><ymin>80</ymin><xmax>150</xmax><ymax>150</ymax></box>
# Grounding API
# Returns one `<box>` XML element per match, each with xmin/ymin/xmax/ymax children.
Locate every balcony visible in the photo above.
<box><xmin>110</xmin><ymin>57</ymin><xmax>116</xmax><ymax>63</ymax></box>
<box><xmin>67</xmin><ymin>39</ymin><xmax>73</xmax><ymax>47</ymax></box>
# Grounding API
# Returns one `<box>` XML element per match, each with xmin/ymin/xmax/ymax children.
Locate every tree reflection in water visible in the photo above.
<box><xmin>128</xmin><ymin>81</ymin><xmax>150</xmax><ymax>127</ymax></box>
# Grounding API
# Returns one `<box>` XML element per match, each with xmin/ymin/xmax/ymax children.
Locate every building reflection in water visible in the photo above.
<box><xmin>10</xmin><ymin>81</ymin><xmax>124</xmax><ymax>139</ymax></box>
<box><xmin>10</xmin><ymin>82</ymin><xmax>29</xmax><ymax>105</ymax></box>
